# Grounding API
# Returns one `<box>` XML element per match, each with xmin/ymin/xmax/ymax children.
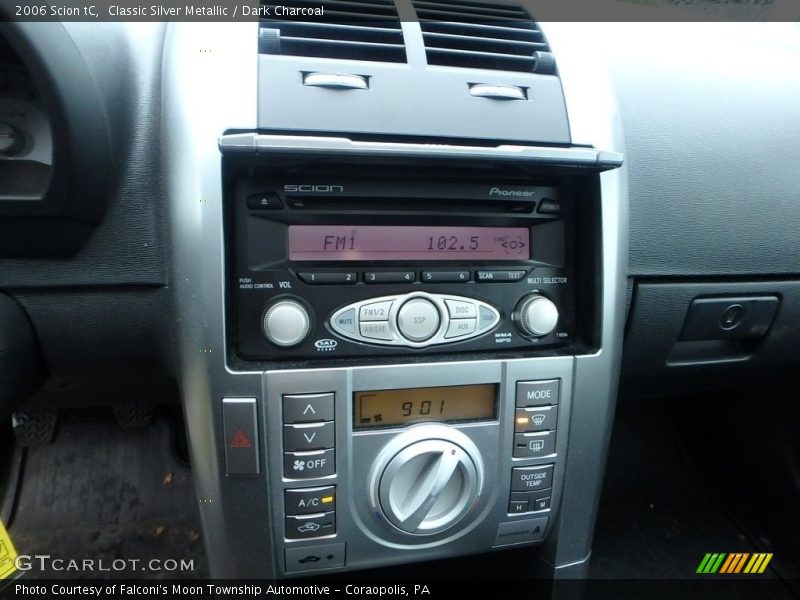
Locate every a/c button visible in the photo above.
<box><xmin>286</xmin><ymin>486</ymin><xmax>336</xmax><ymax>515</ymax></box>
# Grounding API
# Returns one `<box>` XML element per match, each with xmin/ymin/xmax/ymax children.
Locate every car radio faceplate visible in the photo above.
<box><xmin>227</xmin><ymin>166</ymin><xmax>578</xmax><ymax>363</ymax></box>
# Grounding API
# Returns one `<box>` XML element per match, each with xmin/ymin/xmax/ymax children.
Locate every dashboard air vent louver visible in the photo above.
<box><xmin>258</xmin><ymin>0</ymin><xmax>406</xmax><ymax>63</ymax></box>
<box><xmin>413</xmin><ymin>0</ymin><xmax>556</xmax><ymax>74</ymax></box>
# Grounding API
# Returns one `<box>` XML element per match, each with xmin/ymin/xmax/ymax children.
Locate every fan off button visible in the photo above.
<box><xmin>396</xmin><ymin>298</ymin><xmax>440</xmax><ymax>342</ymax></box>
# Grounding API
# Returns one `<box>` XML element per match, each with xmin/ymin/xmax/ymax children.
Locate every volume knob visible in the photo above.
<box><xmin>262</xmin><ymin>299</ymin><xmax>311</xmax><ymax>347</ymax></box>
<box><xmin>516</xmin><ymin>294</ymin><xmax>559</xmax><ymax>337</ymax></box>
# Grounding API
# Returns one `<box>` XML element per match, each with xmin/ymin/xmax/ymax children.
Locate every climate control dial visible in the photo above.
<box><xmin>370</xmin><ymin>425</ymin><xmax>484</xmax><ymax>536</ymax></box>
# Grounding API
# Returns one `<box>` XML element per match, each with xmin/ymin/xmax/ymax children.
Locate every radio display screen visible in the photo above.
<box><xmin>288</xmin><ymin>226</ymin><xmax>529</xmax><ymax>261</ymax></box>
<box><xmin>354</xmin><ymin>384</ymin><xmax>496</xmax><ymax>429</ymax></box>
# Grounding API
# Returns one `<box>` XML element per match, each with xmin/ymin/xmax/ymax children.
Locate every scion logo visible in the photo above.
<box><xmin>488</xmin><ymin>187</ymin><xmax>536</xmax><ymax>197</ymax></box>
<box><xmin>314</xmin><ymin>339</ymin><xmax>338</xmax><ymax>352</ymax></box>
<box><xmin>284</xmin><ymin>185</ymin><xmax>344</xmax><ymax>193</ymax></box>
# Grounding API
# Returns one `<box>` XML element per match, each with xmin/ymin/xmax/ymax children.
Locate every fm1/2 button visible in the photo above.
<box><xmin>396</xmin><ymin>298</ymin><xmax>440</xmax><ymax>342</ymax></box>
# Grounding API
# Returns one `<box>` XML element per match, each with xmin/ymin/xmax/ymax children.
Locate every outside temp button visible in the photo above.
<box><xmin>396</xmin><ymin>298</ymin><xmax>440</xmax><ymax>342</ymax></box>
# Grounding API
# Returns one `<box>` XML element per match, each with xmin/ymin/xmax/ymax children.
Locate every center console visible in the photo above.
<box><xmin>163</xmin><ymin>14</ymin><xmax>628</xmax><ymax>583</ymax></box>
<box><xmin>222</xmin><ymin>150</ymin><xmax>609</xmax><ymax>572</ymax></box>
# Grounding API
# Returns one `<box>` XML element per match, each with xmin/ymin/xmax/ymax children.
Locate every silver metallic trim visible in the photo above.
<box><xmin>303</xmin><ymin>72</ymin><xmax>369</xmax><ymax>90</ymax></box>
<box><xmin>329</xmin><ymin>292</ymin><xmax>500</xmax><ymax>348</ymax></box>
<box><xmin>468</xmin><ymin>83</ymin><xmax>527</xmax><ymax>101</ymax></box>
<box><xmin>374</xmin><ymin>429</ymin><xmax>483</xmax><ymax>535</ymax></box>
<box><xmin>219</xmin><ymin>133</ymin><xmax>623</xmax><ymax>169</ymax></box>
<box><xmin>163</xmin><ymin>23</ymin><xmax>268</xmax><ymax>579</ymax></box>
<box><xmin>537</xmin><ymin>24</ymin><xmax>630</xmax><ymax>577</ymax></box>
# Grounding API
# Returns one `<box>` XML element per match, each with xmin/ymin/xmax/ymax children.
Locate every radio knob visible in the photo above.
<box><xmin>262</xmin><ymin>299</ymin><xmax>311</xmax><ymax>347</ymax></box>
<box><xmin>378</xmin><ymin>438</ymin><xmax>481</xmax><ymax>535</ymax></box>
<box><xmin>515</xmin><ymin>294</ymin><xmax>559</xmax><ymax>337</ymax></box>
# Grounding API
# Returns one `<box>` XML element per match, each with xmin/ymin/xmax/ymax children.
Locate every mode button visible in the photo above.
<box><xmin>516</xmin><ymin>380</ymin><xmax>560</xmax><ymax>407</ymax></box>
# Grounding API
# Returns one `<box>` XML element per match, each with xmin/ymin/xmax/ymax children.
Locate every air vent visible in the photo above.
<box><xmin>258</xmin><ymin>0</ymin><xmax>406</xmax><ymax>63</ymax></box>
<box><xmin>413</xmin><ymin>0</ymin><xmax>556</xmax><ymax>74</ymax></box>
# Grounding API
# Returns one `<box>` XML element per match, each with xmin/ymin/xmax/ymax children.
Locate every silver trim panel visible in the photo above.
<box><xmin>303</xmin><ymin>72</ymin><xmax>369</xmax><ymax>90</ymax></box>
<box><xmin>329</xmin><ymin>292</ymin><xmax>500</xmax><ymax>348</ymax></box>
<box><xmin>468</xmin><ymin>83</ymin><xmax>528</xmax><ymax>101</ymax></box>
<box><xmin>219</xmin><ymin>133</ymin><xmax>623</xmax><ymax>169</ymax></box>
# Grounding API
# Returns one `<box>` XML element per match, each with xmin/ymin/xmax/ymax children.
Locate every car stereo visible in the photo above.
<box><xmin>228</xmin><ymin>168</ymin><xmax>576</xmax><ymax>362</ymax></box>
<box><xmin>219</xmin><ymin>151</ymin><xmax>605</xmax><ymax>575</ymax></box>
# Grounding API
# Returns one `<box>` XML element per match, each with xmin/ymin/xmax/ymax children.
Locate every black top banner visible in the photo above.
<box><xmin>2</xmin><ymin>0</ymin><xmax>800</xmax><ymax>22</ymax></box>
<box><xmin>3</xmin><ymin>578</ymin><xmax>800</xmax><ymax>600</ymax></box>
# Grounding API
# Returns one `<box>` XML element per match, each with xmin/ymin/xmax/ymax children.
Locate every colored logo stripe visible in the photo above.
<box><xmin>720</xmin><ymin>553</ymin><xmax>749</xmax><ymax>573</ymax></box>
<box><xmin>697</xmin><ymin>552</ymin><xmax>774</xmax><ymax>575</ymax></box>
<box><xmin>744</xmin><ymin>553</ymin><xmax>774</xmax><ymax>574</ymax></box>
<box><xmin>697</xmin><ymin>553</ymin><xmax>727</xmax><ymax>574</ymax></box>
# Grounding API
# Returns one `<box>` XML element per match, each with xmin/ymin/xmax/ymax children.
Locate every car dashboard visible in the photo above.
<box><xmin>0</xmin><ymin>5</ymin><xmax>799</xmax><ymax>591</ymax></box>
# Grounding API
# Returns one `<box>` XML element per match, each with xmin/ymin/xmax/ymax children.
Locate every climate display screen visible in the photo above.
<box><xmin>354</xmin><ymin>384</ymin><xmax>496</xmax><ymax>429</ymax></box>
<box><xmin>288</xmin><ymin>226</ymin><xmax>530</xmax><ymax>261</ymax></box>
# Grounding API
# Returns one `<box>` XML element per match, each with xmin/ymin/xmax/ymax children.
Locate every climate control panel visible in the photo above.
<box><xmin>261</xmin><ymin>358</ymin><xmax>572</xmax><ymax>576</ymax></box>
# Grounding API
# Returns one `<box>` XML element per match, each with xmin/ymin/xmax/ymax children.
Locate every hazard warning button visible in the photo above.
<box><xmin>222</xmin><ymin>397</ymin><xmax>259</xmax><ymax>477</ymax></box>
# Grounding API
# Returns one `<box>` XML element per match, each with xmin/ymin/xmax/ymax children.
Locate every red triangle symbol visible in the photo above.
<box><xmin>229</xmin><ymin>430</ymin><xmax>252</xmax><ymax>448</ymax></box>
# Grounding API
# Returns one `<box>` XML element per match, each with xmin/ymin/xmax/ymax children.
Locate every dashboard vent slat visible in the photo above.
<box><xmin>259</xmin><ymin>0</ymin><xmax>406</xmax><ymax>63</ymax></box>
<box><xmin>413</xmin><ymin>0</ymin><xmax>555</xmax><ymax>74</ymax></box>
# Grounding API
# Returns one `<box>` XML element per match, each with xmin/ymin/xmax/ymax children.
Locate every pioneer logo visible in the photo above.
<box><xmin>489</xmin><ymin>187</ymin><xmax>535</xmax><ymax>197</ymax></box>
<box><xmin>284</xmin><ymin>184</ymin><xmax>344</xmax><ymax>193</ymax></box>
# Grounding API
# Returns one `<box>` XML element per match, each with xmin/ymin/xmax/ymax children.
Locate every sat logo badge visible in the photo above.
<box><xmin>314</xmin><ymin>339</ymin><xmax>338</xmax><ymax>352</ymax></box>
